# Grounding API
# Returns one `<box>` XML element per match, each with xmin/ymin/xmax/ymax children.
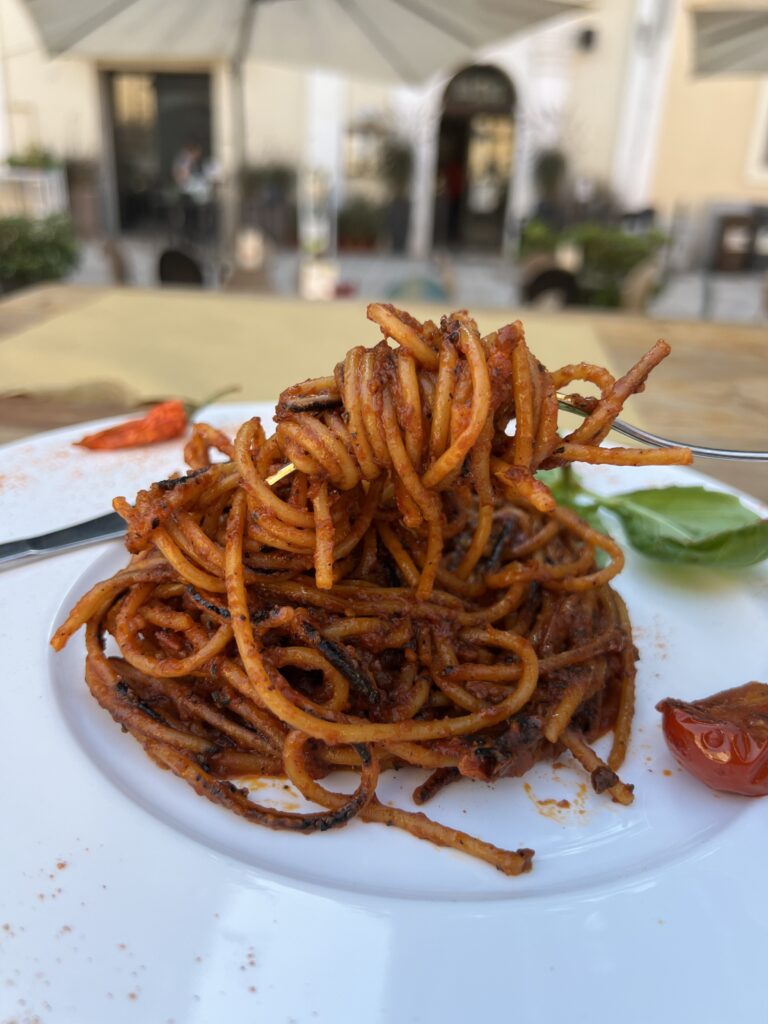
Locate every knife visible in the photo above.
<box><xmin>0</xmin><ymin>512</ymin><xmax>126</xmax><ymax>570</ymax></box>
<box><xmin>0</xmin><ymin>462</ymin><xmax>298</xmax><ymax>571</ymax></box>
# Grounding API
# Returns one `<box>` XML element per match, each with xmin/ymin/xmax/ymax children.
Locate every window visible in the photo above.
<box><xmin>746</xmin><ymin>81</ymin><xmax>768</xmax><ymax>182</ymax></box>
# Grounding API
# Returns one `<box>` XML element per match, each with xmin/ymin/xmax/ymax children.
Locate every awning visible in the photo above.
<box><xmin>22</xmin><ymin>0</ymin><xmax>590</xmax><ymax>84</ymax></box>
<box><xmin>691</xmin><ymin>2</ymin><xmax>768</xmax><ymax>76</ymax></box>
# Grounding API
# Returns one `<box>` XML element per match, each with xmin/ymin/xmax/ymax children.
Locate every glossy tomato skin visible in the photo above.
<box><xmin>657</xmin><ymin>683</ymin><xmax>768</xmax><ymax>797</ymax></box>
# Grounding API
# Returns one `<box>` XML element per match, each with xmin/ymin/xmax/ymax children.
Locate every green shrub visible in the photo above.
<box><xmin>520</xmin><ymin>218</ymin><xmax>558</xmax><ymax>257</ymax></box>
<box><xmin>566</xmin><ymin>222</ymin><xmax>665</xmax><ymax>277</ymax></box>
<box><xmin>380</xmin><ymin>138</ymin><xmax>413</xmax><ymax>199</ymax></box>
<box><xmin>338</xmin><ymin>197</ymin><xmax>383</xmax><ymax>247</ymax></box>
<box><xmin>0</xmin><ymin>214</ymin><xmax>78</xmax><ymax>294</ymax></box>
<box><xmin>533</xmin><ymin>148</ymin><xmax>567</xmax><ymax>201</ymax></box>
<box><xmin>565</xmin><ymin>223</ymin><xmax>665</xmax><ymax>307</ymax></box>
<box><xmin>520</xmin><ymin>219</ymin><xmax>665</xmax><ymax>307</ymax></box>
<box><xmin>7</xmin><ymin>146</ymin><xmax>60</xmax><ymax>170</ymax></box>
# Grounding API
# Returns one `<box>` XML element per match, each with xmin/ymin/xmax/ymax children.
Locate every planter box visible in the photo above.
<box><xmin>0</xmin><ymin>167</ymin><xmax>68</xmax><ymax>219</ymax></box>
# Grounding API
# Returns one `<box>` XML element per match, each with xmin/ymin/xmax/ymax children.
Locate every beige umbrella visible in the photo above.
<box><xmin>23</xmin><ymin>0</ymin><xmax>587</xmax><ymax>82</ymax></box>
<box><xmin>691</xmin><ymin>1</ymin><xmax>768</xmax><ymax>75</ymax></box>
<box><xmin>23</xmin><ymin>0</ymin><xmax>588</xmax><ymax>249</ymax></box>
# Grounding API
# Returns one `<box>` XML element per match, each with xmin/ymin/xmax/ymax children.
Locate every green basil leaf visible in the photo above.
<box><xmin>615</xmin><ymin>517</ymin><xmax>768</xmax><ymax>568</ymax></box>
<box><xmin>603</xmin><ymin>486</ymin><xmax>758</xmax><ymax>539</ymax></box>
<box><xmin>536</xmin><ymin>477</ymin><xmax>768</xmax><ymax>569</ymax></box>
<box><xmin>602</xmin><ymin>487</ymin><xmax>768</xmax><ymax>567</ymax></box>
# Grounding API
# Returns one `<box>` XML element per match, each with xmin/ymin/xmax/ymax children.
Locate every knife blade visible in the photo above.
<box><xmin>0</xmin><ymin>462</ymin><xmax>297</xmax><ymax>572</ymax></box>
<box><xmin>0</xmin><ymin>512</ymin><xmax>126</xmax><ymax>570</ymax></box>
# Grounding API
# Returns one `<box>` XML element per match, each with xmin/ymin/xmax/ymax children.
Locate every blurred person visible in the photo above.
<box><xmin>173</xmin><ymin>141</ymin><xmax>207</xmax><ymax>199</ymax></box>
<box><xmin>468</xmin><ymin>161</ymin><xmax>503</xmax><ymax>215</ymax></box>
<box><xmin>172</xmin><ymin>140</ymin><xmax>217</xmax><ymax>240</ymax></box>
<box><xmin>444</xmin><ymin>156</ymin><xmax>465</xmax><ymax>246</ymax></box>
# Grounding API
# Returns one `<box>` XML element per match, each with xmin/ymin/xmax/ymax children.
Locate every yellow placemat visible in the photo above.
<box><xmin>0</xmin><ymin>289</ymin><xmax>612</xmax><ymax>402</ymax></box>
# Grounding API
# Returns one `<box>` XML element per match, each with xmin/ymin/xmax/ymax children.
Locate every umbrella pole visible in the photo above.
<box><xmin>225</xmin><ymin>0</ymin><xmax>258</xmax><ymax>262</ymax></box>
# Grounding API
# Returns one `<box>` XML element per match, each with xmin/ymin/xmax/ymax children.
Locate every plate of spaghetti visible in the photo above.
<box><xmin>3</xmin><ymin>304</ymin><xmax>767</xmax><ymax>1021</ymax></box>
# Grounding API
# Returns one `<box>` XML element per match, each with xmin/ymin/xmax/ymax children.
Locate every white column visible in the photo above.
<box><xmin>96</xmin><ymin>70</ymin><xmax>119</xmax><ymax>235</ymax></box>
<box><xmin>211</xmin><ymin>62</ymin><xmax>240</xmax><ymax>249</ymax></box>
<box><xmin>391</xmin><ymin>84</ymin><xmax>425</xmax><ymax>257</ymax></box>
<box><xmin>305</xmin><ymin>70</ymin><xmax>343</xmax><ymax>196</ymax></box>
<box><xmin>0</xmin><ymin>0</ymin><xmax>12</xmax><ymax>161</ymax></box>
<box><xmin>408</xmin><ymin>82</ymin><xmax>442</xmax><ymax>259</ymax></box>
<box><xmin>0</xmin><ymin>75</ymin><xmax>9</xmax><ymax>164</ymax></box>
<box><xmin>211</xmin><ymin>62</ymin><xmax>233</xmax><ymax>176</ymax></box>
<box><xmin>503</xmin><ymin>110</ymin><xmax>529</xmax><ymax>257</ymax></box>
<box><xmin>484</xmin><ymin>30</ymin><xmax>571</xmax><ymax>240</ymax></box>
<box><xmin>301</xmin><ymin>69</ymin><xmax>342</xmax><ymax>257</ymax></box>
<box><xmin>611</xmin><ymin>0</ymin><xmax>676</xmax><ymax>210</ymax></box>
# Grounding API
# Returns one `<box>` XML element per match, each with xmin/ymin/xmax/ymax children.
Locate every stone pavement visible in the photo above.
<box><xmin>68</xmin><ymin>238</ymin><xmax>768</xmax><ymax>324</ymax></box>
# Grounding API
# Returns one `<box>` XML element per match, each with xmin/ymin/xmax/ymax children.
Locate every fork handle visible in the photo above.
<box><xmin>556</xmin><ymin>399</ymin><xmax>768</xmax><ymax>462</ymax></box>
<box><xmin>609</xmin><ymin>420</ymin><xmax>768</xmax><ymax>462</ymax></box>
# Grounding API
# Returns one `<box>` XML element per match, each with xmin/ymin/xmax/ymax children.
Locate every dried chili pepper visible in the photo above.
<box><xmin>75</xmin><ymin>387</ymin><xmax>237</xmax><ymax>451</ymax></box>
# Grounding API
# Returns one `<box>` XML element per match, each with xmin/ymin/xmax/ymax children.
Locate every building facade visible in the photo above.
<box><xmin>1</xmin><ymin>0</ymin><xmax>767</xmax><ymax>264</ymax></box>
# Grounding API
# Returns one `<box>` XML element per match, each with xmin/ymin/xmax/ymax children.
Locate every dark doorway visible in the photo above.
<box><xmin>433</xmin><ymin>66</ymin><xmax>515</xmax><ymax>252</ymax></box>
<box><xmin>107</xmin><ymin>71</ymin><xmax>212</xmax><ymax>234</ymax></box>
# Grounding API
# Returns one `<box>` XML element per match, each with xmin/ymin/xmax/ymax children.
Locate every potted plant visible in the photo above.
<box><xmin>7</xmin><ymin>146</ymin><xmax>60</xmax><ymax>170</ymax></box>
<box><xmin>337</xmin><ymin>196</ymin><xmax>383</xmax><ymax>251</ymax></box>
<box><xmin>240</xmin><ymin>163</ymin><xmax>298</xmax><ymax>246</ymax></box>
<box><xmin>0</xmin><ymin>214</ymin><xmax>78</xmax><ymax>295</ymax></box>
<box><xmin>380</xmin><ymin>137</ymin><xmax>413</xmax><ymax>253</ymax></box>
<box><xmin>532</xmin><ymin>148</ymin><xmax>567</xmax><ymax>230</ymax></box>
<box><xmin>65</xmin><ymin>159</ymin><xmax>102</xmax><ymax>237</ymax></box>
<box><xmin>566</xmin><ymin>222</ymin><xmax>665</xmax><ymax>307</ymax></box>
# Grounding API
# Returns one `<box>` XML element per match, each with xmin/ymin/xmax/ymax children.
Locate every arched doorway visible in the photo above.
<box><xmin>433</xmin><ymin>65</ymin><xmax>516</xmax><ymax>252</ymax></box>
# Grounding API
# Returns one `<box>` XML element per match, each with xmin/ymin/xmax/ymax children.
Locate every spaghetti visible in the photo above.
<box><xmin>52</xmin><ymin>304</ymin><xmax>691</xmax><ymax>876</ymax></box>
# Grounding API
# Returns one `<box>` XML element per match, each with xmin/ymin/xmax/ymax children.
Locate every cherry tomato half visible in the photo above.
<box><xmin>656</xmin><ymin>682</ymin><xmax>768</xmax><ymax>797</ymax></box>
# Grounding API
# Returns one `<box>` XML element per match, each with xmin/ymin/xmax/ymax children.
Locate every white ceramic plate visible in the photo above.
<box><xmin>2</xmin><ymin>404</ymin><xmax>767</xmax><ymax>1023</ymax></box>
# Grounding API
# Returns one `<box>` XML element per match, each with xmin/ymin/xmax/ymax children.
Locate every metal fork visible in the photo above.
<box><xmin>556</xmin><ymin>395</ymin><xmax>768</xmax><ymax>461</ymax></box>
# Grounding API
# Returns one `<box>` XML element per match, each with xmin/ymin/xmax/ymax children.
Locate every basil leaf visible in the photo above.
<box><xmin>603</xmin><ymin>487</ymin><xmax>757</xmax><ymax>539</ymax></box>
<box><xmin>602</xmin><ymin>487</ymin><xmax>768</xmax><ymax>567</ymax></box>
<box><xmin>536</xmin><ymin>475</ymin><xmax>768</xmax><ymax>569</ymax></box>
<box><xmin>615</xmin><ymin>516</ymin><xmax>768</xmax><ymax>568</ymax></box>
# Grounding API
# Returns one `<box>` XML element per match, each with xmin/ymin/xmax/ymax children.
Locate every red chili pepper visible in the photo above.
<box><xmin>76</xmin><ymin>400</ymin><xmax>187</xmax><ymax>450</ymax></box>
<box><xmin>75</xmin><ymin>387</ymin><xmax>237</xmax><ymax>451</ymax></box>
<box><xmin>656</xmin><ymin>682</ymin><xmax>768</xmax><ymax>797</ymax></box>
